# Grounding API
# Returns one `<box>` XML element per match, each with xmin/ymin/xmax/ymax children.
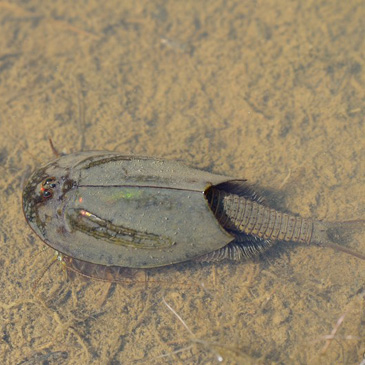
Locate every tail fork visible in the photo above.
<box><xmin>311</xmin><ymin>220</ymin><xmax>365</xmax><ymax>260</ymax></box>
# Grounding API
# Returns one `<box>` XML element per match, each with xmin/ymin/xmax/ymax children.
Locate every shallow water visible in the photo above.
<box><xmin>0</xmin><ymin>0</ymin><xmax>364</xmax><ymax>364</ymax></box>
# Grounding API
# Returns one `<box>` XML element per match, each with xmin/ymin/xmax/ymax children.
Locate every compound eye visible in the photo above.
<box><xmin>42</xmin><ymin>177</ymin><xmax>57</xmax><ymax>188</ymax></box>
<box><xmin>42</xmin><ymin>189</ymin><xmax>53</xmax><ymax>199</ymax></box>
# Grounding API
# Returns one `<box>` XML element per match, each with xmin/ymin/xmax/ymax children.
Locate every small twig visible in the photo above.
<box><xmin>161</xmin><ymin>297</ymin><xmax>224</xmax><ymax>362</ymax></box>
<box><xmin>162</xmin><ymin>297</ymin><xmax>194</xmax><ymax>337</ymax></box>
<box><xmin>320</xmin><ymin>312</ymin><xmax>347</xmax><ymax>354</ymax></box>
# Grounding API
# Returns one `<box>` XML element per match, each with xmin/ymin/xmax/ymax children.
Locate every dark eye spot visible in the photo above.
<box><xmin>42</xmin><ymin>177</ymin><xmax>57</xmax><ymax>188</ymax></box>
<box><xmin>42</xmin><ymin>189</ymin><xmax>53</xmax><ymax>199</ymax></box>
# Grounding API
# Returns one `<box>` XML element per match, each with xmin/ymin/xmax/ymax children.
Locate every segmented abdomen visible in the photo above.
<box><xmin>207</xmin><ymin>188</ymin><xmax>313</xmax><ymax>243</ymax></box>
